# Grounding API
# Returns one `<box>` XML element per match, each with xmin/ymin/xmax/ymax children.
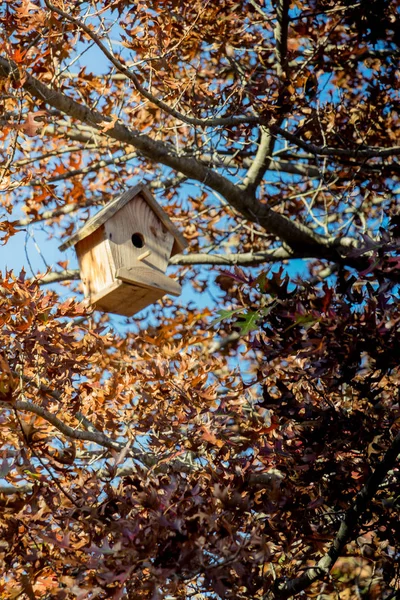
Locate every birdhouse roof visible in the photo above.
<box><xmin>59</xmin><ymin>183</ymin><xmax>188</xmax><ymax>254</ymax></box>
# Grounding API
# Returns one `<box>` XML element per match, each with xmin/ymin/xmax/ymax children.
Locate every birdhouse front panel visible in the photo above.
<box><xmin>104</xmin><ymin>195</ymin><xmax>175</xmax><ymax>274</ymax></box>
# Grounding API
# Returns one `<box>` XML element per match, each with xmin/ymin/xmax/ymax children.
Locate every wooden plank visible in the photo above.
<box><xmin>89</xmin><ymin>280</ymin><xmax>166</xmax><ymax>316</ymax></box>
<box><xmin>116</xmin><ymin>266</ymin><xmax>182</xmax><ymax>296</ymax></box>
<box><xmin>75</xmin><ymin>227</ymin><xmax>115</xmax><ymax>299</ymax></box>
<box><xmin>59</xmin><ymin>184</ymin><xmax>188</xmax><ymax>253</ymax></box>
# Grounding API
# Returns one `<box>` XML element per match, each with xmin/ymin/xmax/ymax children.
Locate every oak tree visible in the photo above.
<box><xmin>0</xmin><ymin>1</ymin><xmax>399</xmax><ymax>598</ymax></box>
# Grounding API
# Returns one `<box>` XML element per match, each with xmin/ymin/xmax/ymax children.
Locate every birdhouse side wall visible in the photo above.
<box><xmin>75</xmin><ymin>226</ymin><xmax>116</xmax><ymax>300</ymax></box>
<box><xmin>104</xmin><ymin>195</ymin><xmax>175</xmax><ymax>274</ymax></box>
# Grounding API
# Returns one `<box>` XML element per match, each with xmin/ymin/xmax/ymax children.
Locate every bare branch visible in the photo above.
<box><xmin>17</xmin><ymin>203</ymin><xmax>96</xmax><ymax>227</ymax></box>
<box><xmin>37</xmin><ymin>270</ymin><xmax>80</xmax><ymax>284</ymax></box>
<box><xmin>247</xmin><ymin>0</ymin><xmax>272</xmax><ymax>22</ymax></box>
<box><xmin>26</xmin><ymin>151</ymin><xmax>137</xmax><ymax>187</ymax></box>
<box><xmin>13</xmin><ymin>143</ymin><xmax>99</xmax><ymax>168</ymax></box>
<box><xmin>169</xmin><ymin>248</ymin><xmax>295</xmax><ymax>265</ymax></box>
<box><xmin>44</xmin><ymin>123</ymin><xmax>103</xmax><ymax>144</ymax></box>
<box><xmin>206</xmin><ymin>154</ymin><xmax>321</xmax><ymax>178</ymax></box>
<box><xmin>15</xmin><ymin>175</ymin><xmax>187</xmax><ymax>228</ymax></box>
<box><xmin>242</xmin><ymin>127</ymin><xmax>278</xmax><ymax>192</ymax></box>
<box><xmin>271</xmin><ymin>125</ymin><xmax>400</xmax><ymax>159</ymax></box>
<box><xmin>273</xmin><ymin>429</ymin><xmax>400</xmax><ymax>598</ymax></box>
<box><xmin>36</xmin><ymin>249</ymin><xmax>301</xmax><ymax>286</ymax></box>
<box><xmin>298</xmin><ymin>45</ymin><xmax>400</xmax><ymax>66</ymax></box>
<box><xmin>243</xmin><ymin>0</ymin><xmax>289</xmax><ymax>193</ymax></box>
<box><xmin>0</xmin><ymin>55</ymin><xmax>334</xmax><ymax>255</ymax></box>
<box><xmin>274</xmin><ymin>0</ymin><xmax>290</xmax><ymax>77</ymax></box>
<box><xmin>43</xmin><ymin>0</ymin><xmax>261</xmax><ymax>129</ymax></box>
<box><xmin>4</xmin><ymin>399</ymin><xmax>121</xmax><ymax>450</ymax></box>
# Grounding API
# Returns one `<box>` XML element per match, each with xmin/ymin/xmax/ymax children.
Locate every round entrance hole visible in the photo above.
<box><xmin>131</xmin><ymin>232</ymin><xmax>144</xmax><ymax>248</ymax></box>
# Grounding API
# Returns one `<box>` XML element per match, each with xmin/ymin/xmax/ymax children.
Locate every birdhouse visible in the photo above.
<box><xmin>59</xmin><ymin>184</ymin><xmax>187</xmax><ymax>316</ymax></box>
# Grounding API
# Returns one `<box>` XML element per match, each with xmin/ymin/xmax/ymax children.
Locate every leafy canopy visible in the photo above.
<box><xmin>0</xmin><ymin>1</ymin><xmax>399</xmax><ymax>599</ymax></box>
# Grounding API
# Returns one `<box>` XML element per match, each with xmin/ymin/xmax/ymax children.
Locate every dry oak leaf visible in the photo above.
<box><xmin>20</xmin><ymin>111</ymin><xmax>47</xmax><ymax>137</ymax></box>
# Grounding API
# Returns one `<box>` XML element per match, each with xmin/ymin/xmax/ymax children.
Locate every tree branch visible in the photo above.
<box><xmin>169</xmin><ymin>248</ymin><xmax>295</xmax><ymax>265</ymax></box>
<box><xmin>43</xmin><ymin>0</ymin><xmax>261</xmax><ymax>130</ymax></box>
<box><xmin>297</xmin><ymin>45</ymin><xmax>400</xmax><ymax>66</ymax></box>
<box><xmin>273</xmin><ymin>429</ymin><xmax>400</xmax><ymax>598</ymax></box>
<box><xmin>15</xmin><ymin>175</ymin><xmax>187</xmax><ymax>228</ymax></box>
<box><xmin>17</xmin><ymin>204</ymin><xmax>95</xmax><ymax>228</ymax></box>
<box><xmin>0</xmin><ymin>55</ymin><xmax>336</xmax><ymax>255</ymax></box>
<box><xmin>274</xmin><ymin>0</ymin><xmax>290</xmax><ymax>78</ymax></box>
<box><xmin>242</xmin><ymin>0</ymin><xmax>290</xmax><ymax>193</ymax></box>
<box><xmin>242</xmin><ymin>127</ymin><xmax>278</xmax><ymax>192</ymax></box>
<box><xmin>13</xmin><ymin>143</ymin><xmax>99</xmax><ymax>168</ymax></box>
<box><xmin>4</xmin><ymin>399</ymin><xmax>121</xmax><ymax>450</ymax></box>
<box><xmin>16</xmin><ymin>147</ymin><xmax>321</xmax><ymax>193</ymax></box>
<box><xmin>0</xmin><ymin>484</ymin><xmax>35</xmax><ymax>495</ymax></box>
<box><xmin>26</xmin><ymin>151</ymin><xmax>137</xmax><ymax>187</ymax></box>
<box><xmin>37</xmin><ymin>270</ymin><xmax>80</xmax><ymax>284</ymax></box>
<box><xmin>210</xmin><ymin>154</ymin><xmax>320</xmax><ymax>178</ymax></box>
<box><xmin>0</xmin><ymin>450</ymin><xmax>284</xmax><ymax>496</ymax></box>
<box><xmin>1</xmin><ymin>56</ymin><xmax>375</xmax><ymax>263</ymax></box>
<box><xmin>36</xmin><ymin>249</ymin><xmax>304</xmax><ymax>286</ymax></box>
<box><xmin>271</xmin><ymin>125</ymin><xmax>400</xmax><ymax>159</ymax></box>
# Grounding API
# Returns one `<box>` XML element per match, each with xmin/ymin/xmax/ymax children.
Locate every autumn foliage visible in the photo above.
<box><xmin>0</xmin><ymin>1</ymin><xmax>400</xmax><ymax>599</ymax></box>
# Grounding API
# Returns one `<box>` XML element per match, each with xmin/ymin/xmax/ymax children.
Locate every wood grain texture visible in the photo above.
<box><xmin>140</xmin><ymin>185</ymin><xmax>187</xmax><ymax>255</ymax></box>
<box><xmin>116</xmin><ymin>267</ymin><xmax>182</xmax><ymax>296</ymax></box>
<box><xmin>89</xmin><ymin>280</ymin><xmax>166</xmax><ymax>317</ymax></box>
<box><xmin>75</xmin><ymin>226</ymin><xmax>115</xmax><ymax>299</ymax></box>
<box><xmin>105</xmin><ymin>195</ymin><xmax>175</xmax><ymax>274</ymax></box>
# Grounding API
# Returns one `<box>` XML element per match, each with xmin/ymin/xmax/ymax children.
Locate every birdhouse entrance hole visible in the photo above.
<box><xmin>131</xmin><ymin>232</ymin><xmax>144</xmax><ymax>248</ymax></box>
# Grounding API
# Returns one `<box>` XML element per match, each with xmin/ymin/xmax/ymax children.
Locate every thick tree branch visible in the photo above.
<box><xmin>0</xmin><ymin>55</ymin><xmax>336</xmax><ymax>256</ymax></box>
<box><xmin>242</xmin><ymin>127</ymin><xmax>278</xmax><ymax>192</ymax></box>
<box><xmin>273</xmin><ymin>429</ymin><xmax>400</xmax><ymax>598</ymax></box>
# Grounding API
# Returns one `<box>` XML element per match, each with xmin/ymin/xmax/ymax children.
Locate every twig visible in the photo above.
<box><xmin>270</xmin><ymin>125</ymin><xmax>400</xmax><ymax>159</ymax></box>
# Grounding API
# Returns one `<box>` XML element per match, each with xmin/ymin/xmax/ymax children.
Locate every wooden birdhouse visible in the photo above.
<box><xmin>59</xmin><ymin>184</ymin><xmax>187</xmax><ymax>316</ymax></box>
